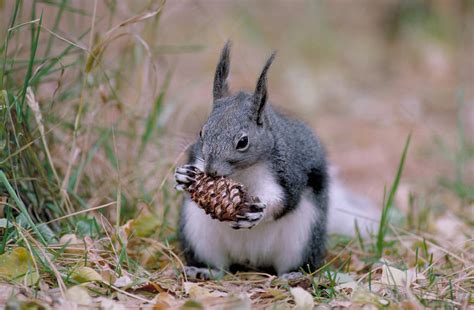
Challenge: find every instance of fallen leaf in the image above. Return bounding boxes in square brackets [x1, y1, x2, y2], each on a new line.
[101, 269, 117, 285]
[334, 281, 358, 295]
[183, 282, 228, 299]
[133, 281, 164, 293]
[184, 282, 212, 299]
[0, 247, 39, 286]
[265, 288, 287, 301]
[329, 300, 352, 308]
[114, 275, 133, 288]
[66, 286, 92, 306]
[380, 264, 406, 288]
[330, 271, 355, 284]
[97, 296, 126, 310]
[131, 214, 160, 237]
[290, 287, 314, 310]
[71, 266, 103, 283]
[287, 276, 312, 289]
[6, 295, 51, 310]
[120, 219, 134, 239]
[153, 302, 169, 310]
[59, 234, 85, 254]
[181, 300, 204, 309]
[399, 300, 422, 310]
[352, 286, 384, 306]
[406, 268, 426, 285]
[152, 292, 176, 309]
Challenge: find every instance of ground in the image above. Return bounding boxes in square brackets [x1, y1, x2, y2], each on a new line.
[0, 1, 472, 309]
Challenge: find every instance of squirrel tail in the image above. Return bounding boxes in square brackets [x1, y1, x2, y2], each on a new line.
[327, 167, 380, 237]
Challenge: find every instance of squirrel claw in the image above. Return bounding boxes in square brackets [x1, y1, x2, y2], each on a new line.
[174, 165, 199, 190]
[174, 184, 186, 191]
[230, 202, 267, 229]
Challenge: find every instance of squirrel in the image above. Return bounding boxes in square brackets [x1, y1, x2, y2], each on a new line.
[174, 41, 328, 277]
[174, 42, 377, 277]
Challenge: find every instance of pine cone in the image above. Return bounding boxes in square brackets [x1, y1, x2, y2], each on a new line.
[186, 170, 260, 222]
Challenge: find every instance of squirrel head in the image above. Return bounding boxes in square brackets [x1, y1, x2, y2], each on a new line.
[199, 41, 276, 177]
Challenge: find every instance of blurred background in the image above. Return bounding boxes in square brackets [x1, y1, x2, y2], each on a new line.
[0, 0, 472, 238]
[160, 0, 474, 204]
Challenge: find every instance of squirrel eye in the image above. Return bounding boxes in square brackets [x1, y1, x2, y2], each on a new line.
[236, 135, 249, 151]
[199, 130, 203, 139]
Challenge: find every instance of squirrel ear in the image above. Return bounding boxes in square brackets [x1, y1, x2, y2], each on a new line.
[253, 52, 276, 125]
[213, 41, 231, 101]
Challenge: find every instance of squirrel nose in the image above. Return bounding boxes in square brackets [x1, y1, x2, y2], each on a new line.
[205, 159, 229, 177]
[204, 154, 233, 177]
[204, 154, 221, 177]
[205, 162, 218, 177]
[206, 168, 218, 177]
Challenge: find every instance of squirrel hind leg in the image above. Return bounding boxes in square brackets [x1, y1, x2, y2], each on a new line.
[182, 266, 224, 280]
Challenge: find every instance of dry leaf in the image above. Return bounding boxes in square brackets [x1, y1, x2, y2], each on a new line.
[181, 300, 205, 309]
[97, 296, 126, 310]
[101, 269, 117, 285]
[66, 286, 92, 306]
[290, 287, 314, 310]
[329, 300, 352, 308]
[266, 288, 287, 301]
[153, 292, 177, 309]
[133, 281, 165, 293]
[380, 265, 406, 288]
[0, 247, 39, 286]
[120, 219, 134, 239]
[131, 213, 160, 237]
[335, 281, 358, 295]
[352, 286, 390, 307]
[184, 282, 212, 299]
[406, 268, 426, 285]
[114, 275, 133, 288]
[59, 234, 85, 254]
[71, 266, 103, 283]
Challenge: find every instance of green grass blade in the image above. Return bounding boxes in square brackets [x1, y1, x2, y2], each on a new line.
[19, 13, 43, 121]
[0, 0, 22, 89]
[43, 0, 67, 58]
[138, 70, 172, 157]
[375, 134, 411, 258]
[29, 28, 90, 86]
[68, 128, 114, 191]
[0, 170, 48, 245]
[37, 0, 91, 16]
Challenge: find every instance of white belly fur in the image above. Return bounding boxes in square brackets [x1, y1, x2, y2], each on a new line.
[182, 161, 321, 275]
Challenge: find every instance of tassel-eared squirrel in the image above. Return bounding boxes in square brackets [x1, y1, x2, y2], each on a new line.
[175, 42, 376, 277]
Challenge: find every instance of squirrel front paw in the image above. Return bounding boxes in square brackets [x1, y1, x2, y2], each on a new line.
[174, 165, 199, 191]
[230, 202, 267, 230]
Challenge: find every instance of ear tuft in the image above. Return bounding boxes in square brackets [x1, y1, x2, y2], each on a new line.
[213, 41, 232, 101]
[253, 51, 276, 125]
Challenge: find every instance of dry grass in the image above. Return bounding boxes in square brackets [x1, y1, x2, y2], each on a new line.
[0, 1, 473, 309]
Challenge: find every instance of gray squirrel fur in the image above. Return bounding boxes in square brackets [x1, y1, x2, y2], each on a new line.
[175, 41, 329, 275]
